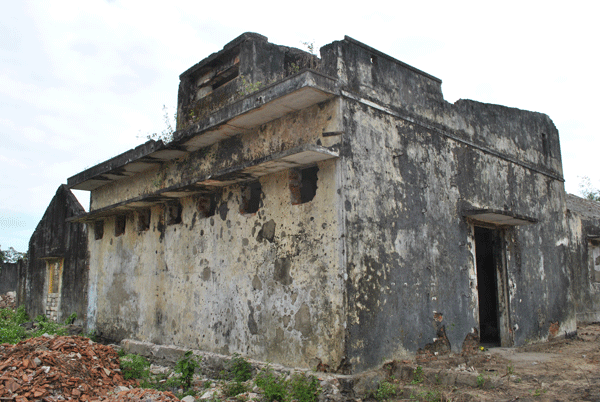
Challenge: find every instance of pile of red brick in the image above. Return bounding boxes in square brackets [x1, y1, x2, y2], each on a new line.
[0, 335, 179, 401]
[0, 292, 16, 309]
[104, 388, 180, 402]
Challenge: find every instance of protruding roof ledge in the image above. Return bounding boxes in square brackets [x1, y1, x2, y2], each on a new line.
[67, 144, 338, 223]
[464, 209, 538, 226]
[174, 69, 338, 151]
[67, 70, 338, 192]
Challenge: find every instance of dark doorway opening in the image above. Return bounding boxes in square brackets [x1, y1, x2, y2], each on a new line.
[475, 226, 501, 345]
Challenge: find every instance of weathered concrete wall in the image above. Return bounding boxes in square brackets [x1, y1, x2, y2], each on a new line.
[566, 194, 600, 323]
[327, 38, 573, 372]
[90, 99, 341, 211]
[0, 262, 19, 294]
[25, 185, 89, 324]
[87, 103, 346, 370]
[177, 32, 319, 131]
[78, 34, 578, 375]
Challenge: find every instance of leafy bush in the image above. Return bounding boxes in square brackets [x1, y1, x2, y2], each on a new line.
[0, 307, 84, 343]
[29, 314, 68, 338]
[375, 380, 396, 401]
[290, 373, 321, 402]
[174, 351, 201, 389]
[411, 366, 424, 384]
[255, 366, 289, 402]
[220, 353, 252, 397]
[120, 353, 151, 380]
[223, 353, 252, 382]
[224, 380, 247, 397]
[65, 312, 77, 325]
[0, 306, 29, 344]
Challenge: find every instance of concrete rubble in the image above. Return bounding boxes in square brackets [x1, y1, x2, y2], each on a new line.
[0, 292, 16, 310]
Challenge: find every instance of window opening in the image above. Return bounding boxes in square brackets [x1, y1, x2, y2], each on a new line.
[115, 215, 126, 236]
[196, 194, 217, 218]
[474, 226, 501, 346]
[94, 220, 104, 240]
[241, 181, 262, 214]
[138, 209, 151, 231]
[166, 202, 183, 225]
[290, 166, 319, 205]
[541, 133, 551, 157]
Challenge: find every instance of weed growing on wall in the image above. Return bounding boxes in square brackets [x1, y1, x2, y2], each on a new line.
[238, 76, 263, 96]
[138, 105, 176, 144]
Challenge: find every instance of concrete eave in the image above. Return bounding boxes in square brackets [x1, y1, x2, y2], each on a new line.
[67, 144, 339, 223]
[464, 209, 538, 226]
[67, 70, 339, 192]
[173, 69, 338, 152]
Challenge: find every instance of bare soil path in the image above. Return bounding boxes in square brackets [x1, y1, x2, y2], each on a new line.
[384, 323, 600, 401]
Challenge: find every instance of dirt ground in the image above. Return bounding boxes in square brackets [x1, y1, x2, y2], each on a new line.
[1, 320, 598, 401]
[386, 322, 600, 402]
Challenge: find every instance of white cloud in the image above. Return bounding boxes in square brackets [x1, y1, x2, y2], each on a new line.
[0, 0, 598, 250]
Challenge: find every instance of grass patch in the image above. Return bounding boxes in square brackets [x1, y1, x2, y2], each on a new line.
[255, 366, 289, 402]
[411, 366, 424, 384]
[120, 351, 200, 399]
[289, 372, 321, 402]
[0, 306, 28, 343]
[0, 306, 75, 344]
[120, 353, 151, 380]
[374, 380, 397, 400]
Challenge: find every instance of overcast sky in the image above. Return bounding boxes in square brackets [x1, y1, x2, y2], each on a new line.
[1, 1, 598, 252]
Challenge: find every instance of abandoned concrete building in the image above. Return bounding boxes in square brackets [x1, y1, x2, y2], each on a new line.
[18, 185, 89, 323]
[57, 33, 599, 373]
[566, 194, 600, 323]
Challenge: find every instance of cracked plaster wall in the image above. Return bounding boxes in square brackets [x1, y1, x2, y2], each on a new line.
[86, 100, 346, 369]
[331, 39, 574, 372]
[565, 195, 600, 322]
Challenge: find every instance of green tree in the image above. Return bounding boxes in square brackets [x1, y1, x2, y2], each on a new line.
[0, 246, 25, 263]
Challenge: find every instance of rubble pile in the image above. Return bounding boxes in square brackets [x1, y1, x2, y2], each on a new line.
[0, 335, 178, 401]
[103, 387, 180, 402]
[0, 292, 16, 309]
